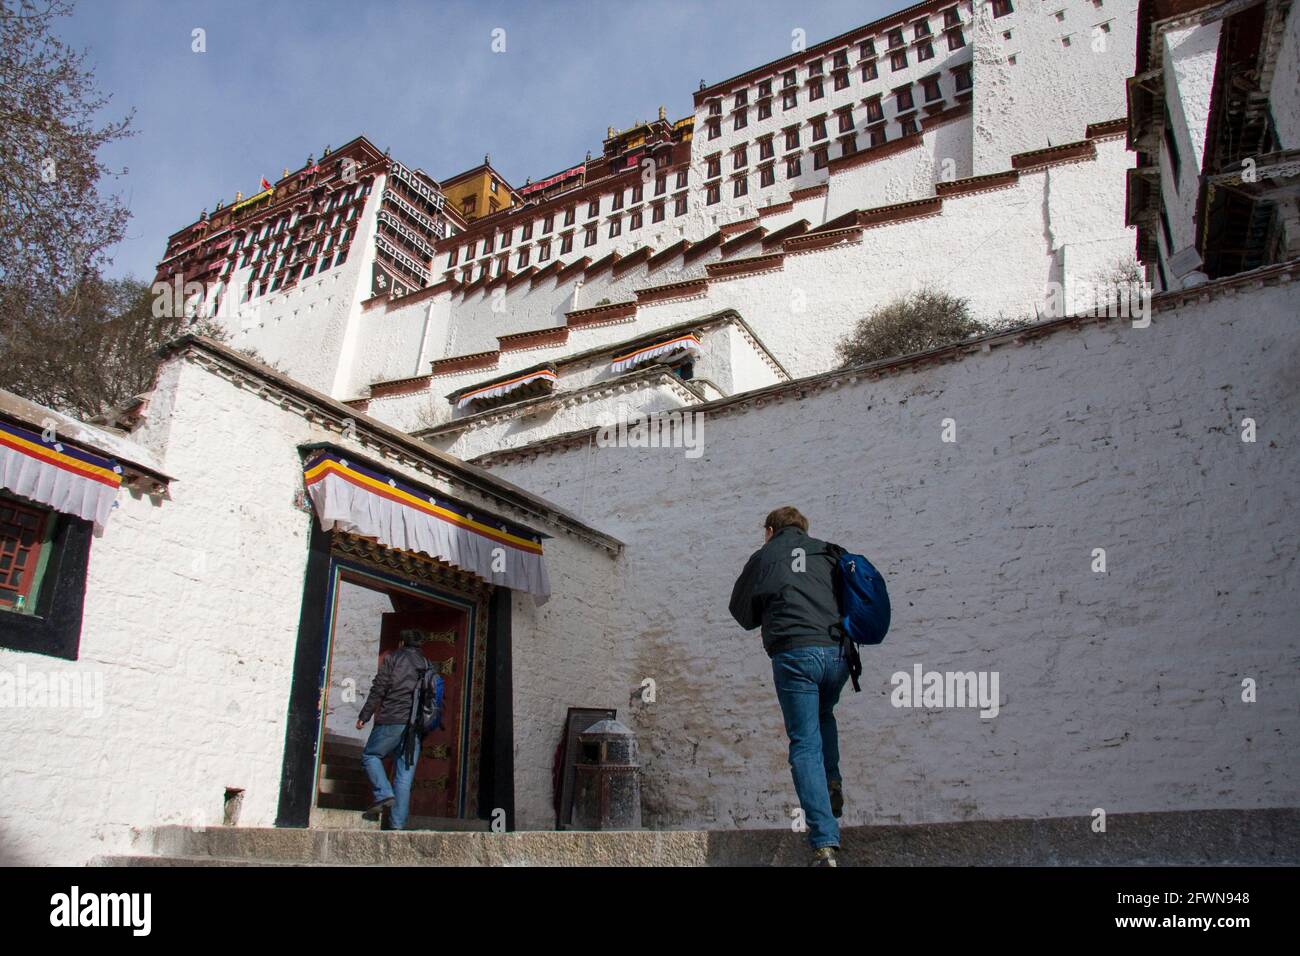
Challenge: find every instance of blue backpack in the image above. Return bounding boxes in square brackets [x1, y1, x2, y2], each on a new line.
[827, 543, 890, 691]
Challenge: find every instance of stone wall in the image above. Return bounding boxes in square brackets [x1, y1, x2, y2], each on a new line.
[482, 270, 1300, 832]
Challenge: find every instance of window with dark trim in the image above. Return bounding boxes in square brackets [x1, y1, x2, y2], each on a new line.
[521, 222, 533, 241]
[734, 146, 748, 169]
[758, 79, 772, 97]
[783, 90, 798, 110]
[707, 182, 721, 205]
[862, 58, 878, 81]
[0, 490, 93, 661]
[895, 85, 914, 111]
[839, 134, 858, 156]
[560, 232, 573, 254]
[898, 113, 919, 136]
[673, 195, 687, 216]
[733, 176, 748, 198]
[813, 147, 829, 170]
[759, 138, 775, 160]
[812, 118, 828, 141]
[859, 39, 875, 58]
[758, 99, 772, 120]
[834, 71, 850, 91]
[1163, 107, 1182, 192]
[785, 128, 801, 150]
[708, 118, 721, 139]
[954, 63, 973, 91]
[922, 76, 943, 102]
[760, 165, 776, 187]
[891, 50, 908, 71]
[917, 40, 934, 61]
[543, 214, 554, 234]
[943, 6, 960, 26]
[948, 28, 965, 50]
[868, 123, 887, 147]
[631, 184, 643, 203]
[786, 155, 802, 178]
[809, 79, 824, 101]
[915, 19, 931, 38]
[539, 241, 551, 261]
[833, 50, 849, 69]
[516, 247, 529, 268]
[734, 109, 748, 130]
[992, 0, 1013, 17]
[808, 58, 823, 76]
[587, 199, 600, 218]
[652, 202, 666, 223]
[608, 218, 621, 238]
[612, 189, 624, 211]
[584, 226, 597, 247]
[838, 109, 854, 133]
[866, 96, 884, 123]
[655, 175, 667, 196]
[888, 28, 905, 47]
[676, 170, 688, 189]
[783, 69, 797, 88]
[564, 206, 576, 226]
[734, 89, 748, 108]
[707, 156, 722, 178]
[630, 210, 643, 230]
[708, 99, 722, 116]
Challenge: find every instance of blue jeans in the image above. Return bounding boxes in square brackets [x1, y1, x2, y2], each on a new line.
[771, 644, 849, 850]
[360, 723, 420, 829]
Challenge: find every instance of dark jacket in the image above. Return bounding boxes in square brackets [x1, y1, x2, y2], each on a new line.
[359, 645, 426, 725]
[729, 526, 841, 657]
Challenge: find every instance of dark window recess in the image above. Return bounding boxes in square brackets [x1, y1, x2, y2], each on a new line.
[672, 361, 695, 381]
[0, 492, 93, 661]
[992, 0, 1013, 17]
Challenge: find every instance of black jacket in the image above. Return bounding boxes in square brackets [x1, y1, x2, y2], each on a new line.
[359, 645, 426, 725]
[729, 527, 841, 657]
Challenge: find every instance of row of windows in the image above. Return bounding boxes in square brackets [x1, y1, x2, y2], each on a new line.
[245, 244, 351, 299]
[452, 196, 691, 277]
[450, 170, 691, 265]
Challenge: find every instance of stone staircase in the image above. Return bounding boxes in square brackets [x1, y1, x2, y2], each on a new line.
[94, 807, 1299, 867]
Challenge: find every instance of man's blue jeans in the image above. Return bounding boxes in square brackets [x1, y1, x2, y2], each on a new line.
[771, 644, 849, 850]
[360, 723, 420, 830]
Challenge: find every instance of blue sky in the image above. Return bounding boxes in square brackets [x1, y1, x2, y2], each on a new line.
[57, 0, 898, 280]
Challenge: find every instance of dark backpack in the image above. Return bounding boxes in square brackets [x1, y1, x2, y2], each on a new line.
[827, 543, 891, 692]
[408, 662, 446, 737]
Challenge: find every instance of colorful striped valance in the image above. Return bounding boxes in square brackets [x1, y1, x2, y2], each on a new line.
[0, 420, 122, 532]
[455, 369, 557, 410]
[610, 333, 701, 374]
[303, 451, 550, 602]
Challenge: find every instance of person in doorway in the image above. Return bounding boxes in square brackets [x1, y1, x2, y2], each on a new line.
[356, 628, 428, 830]
[728, 506, 848, 867]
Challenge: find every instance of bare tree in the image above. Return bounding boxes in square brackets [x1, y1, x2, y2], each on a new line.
[835, 288, 989, 368]
[0, 0, 133, 297]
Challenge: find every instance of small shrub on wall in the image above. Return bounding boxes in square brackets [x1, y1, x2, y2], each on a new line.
[835, 288, 990, 368]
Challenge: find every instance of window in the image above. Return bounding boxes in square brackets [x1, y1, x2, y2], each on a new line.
[707, 183, 721, 205]
[991, 0, 1013, 17]
[448, 247, 459, 268]
[783, 90, 798, 110]
[943, 6, 960, 26]
[587, 199, 599, 218]
[483, 233, 494, 253]
[733, 176, 748, 198]
[859, 39, 876, 57]
[947, 28, 965, 50]
[868, 123, 887, 147]
[891, 50, 907, 71]
[708, 99, 722, 116]
[735, 109, 748, 130]
[758, 99, 772, 120]
[734, 146, 748, 169]
[914, 19, 932, 38]
[543, 214, 554, 233]
[954, 63, 973, 91]
[838, 110, 854, 133]
[808, 58, 823, 76]
[895, 85, 914, 111]
[655, 174, 667, 196]
[632, 184, 643, 203]
[759, 138, 775, 160]
[862, 58, 878, 81]
[335, 246, 349, 267]
[922, 75, 943, 102]
[539, 241, 551, 262]
[899, 113, 919, 136]
[812, 118, 828, 141]
[676, 170, 688, 189]
[833, 50, 849, 69]
[760, 165, 776, 187]
[522, 222, 533, 240]
[758, 79, 772, 97]
[917, 41, 933, 61]
[783, 69, 797, 88]
[785, 128, 801, 150]
[810, 79, 824, 101]
[708, 118, 721, 139]
[494, 255, 506, 276]
[840, 134, 858, 156]
[707, 156, 722, 178]
[786, 155, 802, 178]
[888, 28, 905, 47]
[584, 226, 597, 247]
[834, 71, 850, 91]
[813, 147, 829, 170]
[652, 202, 666, 223]
[612, 189, 624, 211]
[0, 491, 93, 660]
[490, 179, 499, 194]
[560, 233, 573, 254]
[500, 228, 511, 248]
[564, 206, 576, 226]
[301, 259, 316, 279]
[734, 90, 748, 108]
[465, 240, 476, 259]
[674, 195, 687, 216]
[630, 210, 643, 230]
[608, 218, 621, 238]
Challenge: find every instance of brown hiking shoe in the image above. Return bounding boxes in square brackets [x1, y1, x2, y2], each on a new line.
[811, 846, 840, 867]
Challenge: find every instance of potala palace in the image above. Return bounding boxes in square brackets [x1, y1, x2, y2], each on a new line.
[1, 0, 1297, 866]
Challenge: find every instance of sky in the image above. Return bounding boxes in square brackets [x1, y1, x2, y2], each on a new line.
[56, 0, 900, 280]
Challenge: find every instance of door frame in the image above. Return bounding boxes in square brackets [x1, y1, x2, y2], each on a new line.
[276, 524, 513, 827]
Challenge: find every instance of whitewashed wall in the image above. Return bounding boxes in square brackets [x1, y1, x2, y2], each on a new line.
[484, 276, 1300, 831]
[1274, 3, 1300, 148]
[0, 349, 619, 864]
[971, 0, 1138, 173]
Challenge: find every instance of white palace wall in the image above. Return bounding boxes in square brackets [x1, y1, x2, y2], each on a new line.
[482, 272, 1300, 832]
[0, 346, 621, 864]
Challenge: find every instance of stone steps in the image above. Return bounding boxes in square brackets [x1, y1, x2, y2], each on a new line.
[94, 807, 1300, 867]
